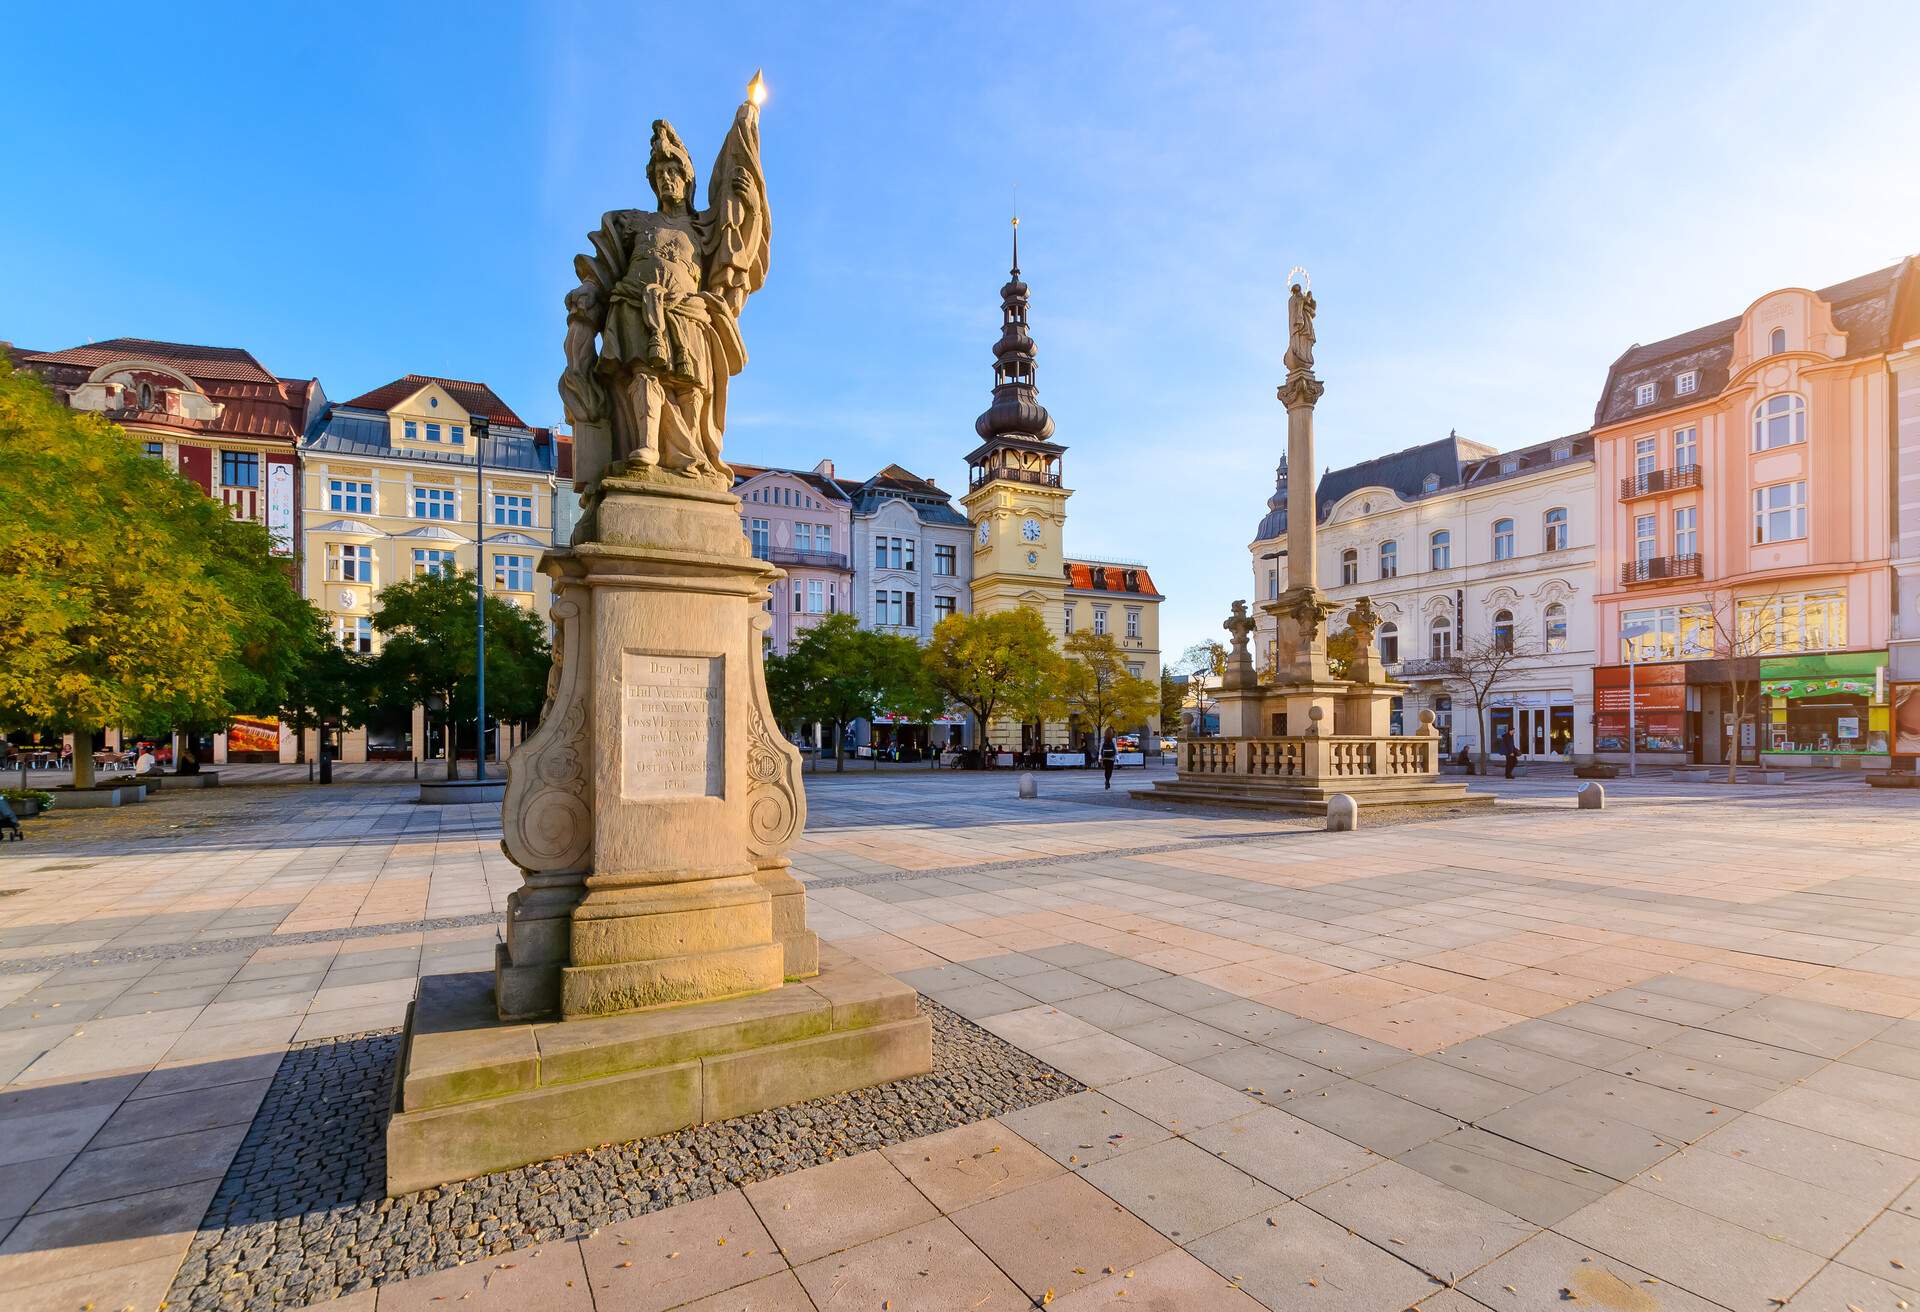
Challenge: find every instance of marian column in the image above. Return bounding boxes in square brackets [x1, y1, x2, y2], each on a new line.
[1268, 283, 1340, 689]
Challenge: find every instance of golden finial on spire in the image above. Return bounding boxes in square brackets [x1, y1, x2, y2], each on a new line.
[747, 69, 767, 106]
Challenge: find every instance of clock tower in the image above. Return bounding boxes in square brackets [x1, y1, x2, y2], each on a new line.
[961, 219, 1071, 637]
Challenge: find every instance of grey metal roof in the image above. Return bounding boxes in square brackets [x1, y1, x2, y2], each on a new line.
[1254, 433, 1496, 541]
[1592, 257, 1916, 428]
[304, 405, 557, 474]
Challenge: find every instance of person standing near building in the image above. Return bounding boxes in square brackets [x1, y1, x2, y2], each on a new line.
[1100, 730, 1118, 790]
[1498, 727, 1521, 779]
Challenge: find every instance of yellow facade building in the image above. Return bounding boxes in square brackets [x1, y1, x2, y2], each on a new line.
[960, 232, 1164, 756]
[300, 374, 562, 762]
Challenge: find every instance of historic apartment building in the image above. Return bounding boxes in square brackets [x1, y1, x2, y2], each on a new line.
[1591, 258, 1919, 769]
[300, 374, 561, 762]
[733, 459, 854, 655]
[960, 227, 1163, 756]
[1895, 319, 1920, 764]
[11, 337, 324, 761]
[1250, 431, 1598, 761]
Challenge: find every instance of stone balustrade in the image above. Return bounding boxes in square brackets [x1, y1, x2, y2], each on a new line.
[1182, 734, 1437, 781]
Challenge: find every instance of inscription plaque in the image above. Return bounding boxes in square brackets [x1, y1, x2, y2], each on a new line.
[621, 652, 724, 800]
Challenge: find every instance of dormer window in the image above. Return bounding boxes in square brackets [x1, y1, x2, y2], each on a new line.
[1635, 382, 1657, 407]
[1422, 473, 1440, 494]
[1675, 371, 1698, 396]
[1500, 458, 1518, 475]
[1769, 327, 1787, 355]
[1550, 441, 1573, 460]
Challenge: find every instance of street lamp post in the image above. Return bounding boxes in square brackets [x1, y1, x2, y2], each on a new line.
[471, 414, 490, 782]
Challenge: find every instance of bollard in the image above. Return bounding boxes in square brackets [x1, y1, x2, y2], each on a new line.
[1018, 771, 1038, 800]
[1326, 793, 1358, 831]
[1578, 782, 1605, 810]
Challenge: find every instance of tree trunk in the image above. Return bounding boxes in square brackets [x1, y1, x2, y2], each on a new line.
[1727, 695, 1742, 784]
[834, 722, 845, 773]
[1477, 704, 1489, 774]
[445, 714, 458, 780]
[71, 734, 96, 790]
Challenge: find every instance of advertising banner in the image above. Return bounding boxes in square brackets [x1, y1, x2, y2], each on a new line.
[228, 716, 281, 754]
[266, 461, 295, 556]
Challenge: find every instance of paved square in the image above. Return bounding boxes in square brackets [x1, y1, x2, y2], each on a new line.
[3, 764, 1920, 1309]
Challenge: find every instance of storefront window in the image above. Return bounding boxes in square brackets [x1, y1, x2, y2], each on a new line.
[1760, 653, 1888, 755]
[1621, 605, 1713, 662]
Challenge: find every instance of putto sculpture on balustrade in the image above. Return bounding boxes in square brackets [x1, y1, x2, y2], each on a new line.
[1139, 280, 1489, 814]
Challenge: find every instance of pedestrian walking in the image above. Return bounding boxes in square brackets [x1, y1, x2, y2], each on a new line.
[1100, 730, 1118, 790]
[1499, 728, 1521, 779]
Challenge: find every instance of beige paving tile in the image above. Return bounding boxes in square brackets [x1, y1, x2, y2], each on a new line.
[792, 1216, 1027, 1312]
[950, 1172, 1172, 1302]
[1047, 1244, 1267, 1309]
[745, 1150, 938, 1265]
[377, 1241, 592, 1311]
[581, 1189, 783, 1312]
[879, 1118, 1062, 1212]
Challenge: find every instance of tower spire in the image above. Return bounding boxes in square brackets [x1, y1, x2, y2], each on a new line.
[972, 217, 1053, 442]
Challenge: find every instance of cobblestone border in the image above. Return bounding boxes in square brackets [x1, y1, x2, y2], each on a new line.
[165, 997, 1080, 1312]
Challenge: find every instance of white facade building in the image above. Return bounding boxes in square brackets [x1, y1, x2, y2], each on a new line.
[1250, 431, 1599, 762]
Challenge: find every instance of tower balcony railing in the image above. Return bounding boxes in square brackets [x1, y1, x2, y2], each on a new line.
[1619, 465, 1702, 500]
[1394, 657, 1461, 678]
[1620, 553, 1703, 587]
[970, 466, 1061, 490]
[766, 547, 851, 571]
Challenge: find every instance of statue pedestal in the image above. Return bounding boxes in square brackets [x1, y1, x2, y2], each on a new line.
[388, 474, 930, 1195]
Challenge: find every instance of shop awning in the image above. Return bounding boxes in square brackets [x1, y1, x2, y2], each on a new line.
[1762, 676, 1875, 699]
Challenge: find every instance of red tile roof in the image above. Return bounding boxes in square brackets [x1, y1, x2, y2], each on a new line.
[343, 374, 527, 427]
[17, 338, 311, 443]
[1064, 559, 1161, 598]
[21, 337, 279, 383]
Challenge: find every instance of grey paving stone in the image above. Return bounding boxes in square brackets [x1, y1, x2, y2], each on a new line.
[1186, 998, 1314, 1044]
[1101, 1066, 1261, 1131]
[1397, 1129, 1608, 1226]
[1186, 1105, 1378, 1197]
[1284, 1078, 1461, 1157]
[1079, 1137, 1283, 1241]
[31, 1122, 250, 1211]
[1757, 1085, 1920, 1158]
[1634, 1145, 1886, 1258]
[1028, 944, 1115, 969]
[1782, 1262, 1917, 1311]
[1841, 1038, 1920, 1081]
[1188, 1202, 1440, 1311]
[1188, 1044, 1343, 1105]
[1434, 1036, 1589, 1092]
[1027, 1033, 1171, 1087]
[1603, 1048, 1784, 1110]
[1658, 1027, 1827, 1083]
[1302, 1159, 1537, 1283]
[1360, 1056, 1533, 1121]
[1122, 975, 1241, 1015]
[0, 1154, 70, 1223]
[1697, 1111, 1920, 1204]
[1071, 957, 1170, 988]
[1556, 1185, 1826, 1312]
[1707, 995, 1893, 1058]
[1801, 1059, 1920, 1113]
[1267, 1022, 1414, 1075]
[1835, 1210, 1920, 1291]
[1477, 1092, 1677, 1180]
[1007, 967, 1108, 1004]
[1459, 1228, 1731, 1312]
[1591, 985, 1738, 1027]
[898, 963, 994, 994]
[1493, 1017, 1643, 1067]
[1633, 973, 1767, 1011]
[1541, 1071, 1730, 1143]
[1112, 1014, 1248, 1065]
[934, 981, 1039, 1020]
[1551, 1000, 1687, 1046]
[999, 1090, 1172, 1169]
[1053, 988, 1177, 1031]
[965, 952, 1055, 982]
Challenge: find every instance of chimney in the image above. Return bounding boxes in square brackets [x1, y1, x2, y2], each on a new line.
[813, 457, 835, 479]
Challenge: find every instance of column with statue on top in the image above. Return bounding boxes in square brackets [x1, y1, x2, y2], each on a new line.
[1140, 277, 1487, 814]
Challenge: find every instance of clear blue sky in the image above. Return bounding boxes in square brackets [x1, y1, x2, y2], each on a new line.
[5, 2, 1916, 654]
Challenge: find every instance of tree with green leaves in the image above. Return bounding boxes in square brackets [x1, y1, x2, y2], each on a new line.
[279, 612, 374, 772]
[367, 568, 551, 778]
[1159, 669, 1184, 736]
[765, 612, 928, 772]
[923, 609, 1066, 757]
[0, 364, 320, 787]
[1177, 639, 1227, 678]
[1060, 631, 1159, 744]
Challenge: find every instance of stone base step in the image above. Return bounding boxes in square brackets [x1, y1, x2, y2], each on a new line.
[386, 947, 930, 1196]
[1132, 778, 1494, 813]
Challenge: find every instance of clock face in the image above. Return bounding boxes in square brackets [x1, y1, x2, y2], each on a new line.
[977, 521, 990, 545]
[1022, 518, 1042, 543]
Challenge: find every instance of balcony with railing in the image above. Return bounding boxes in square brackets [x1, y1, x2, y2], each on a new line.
[969, 465, 1062, 490]
[1620, 465, 1702, 500]
[767, 546, 851, 572]
[1620, 553, 1703, 587]
[1393, 657, 1461, 679]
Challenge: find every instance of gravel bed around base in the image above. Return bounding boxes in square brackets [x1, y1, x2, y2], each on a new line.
[165, 997, 1081, 1312]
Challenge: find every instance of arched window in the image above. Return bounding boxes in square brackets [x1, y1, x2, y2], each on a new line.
[1378, 540, 1398, 579]
[1769, 327, 1786, 355]
[1544, 602, 1568, 653]
[1753, 394, 1805, 451]
[1492, 608, 1515, 652]
[1430, 530, 1451, 571]
[1378, 622, 1399, 665]
[1429, 614, 1453, 660]
[1340, 548, 1359, 586]
[1543, 507, 1568, 551]
[1492, 518, 1515, 561]
[138, 383, 153, 409]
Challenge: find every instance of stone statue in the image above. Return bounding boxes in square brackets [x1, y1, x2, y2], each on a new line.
[562, 77, 771, 492]
[1284, 282, 1316, 375]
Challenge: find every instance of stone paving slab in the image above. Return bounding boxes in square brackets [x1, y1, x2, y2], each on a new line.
[6, 772, 1920, 1308]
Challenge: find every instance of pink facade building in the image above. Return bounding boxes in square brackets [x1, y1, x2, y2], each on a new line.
[733, 459, 854, 654]
[1592, 258, 1919, 768]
